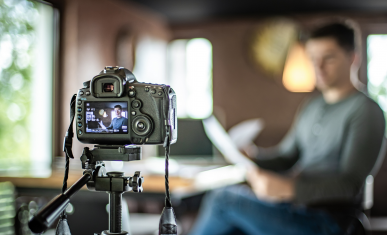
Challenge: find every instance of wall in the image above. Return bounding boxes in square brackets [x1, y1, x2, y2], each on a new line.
[172, 19, 311, 147]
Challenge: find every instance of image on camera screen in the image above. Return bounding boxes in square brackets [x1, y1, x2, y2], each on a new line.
[85, 102, 128, 134]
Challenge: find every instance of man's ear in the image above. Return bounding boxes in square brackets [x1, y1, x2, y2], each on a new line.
[350, 51, 366, 91]
[351, 52, 361, 68]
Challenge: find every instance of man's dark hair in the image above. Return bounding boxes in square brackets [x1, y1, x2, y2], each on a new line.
[114, 105, 122, 110]
[309, 22, 355, 52]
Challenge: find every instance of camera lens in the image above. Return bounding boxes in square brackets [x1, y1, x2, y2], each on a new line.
[132, 116, 153, 136]
[103, 83, 114, 92]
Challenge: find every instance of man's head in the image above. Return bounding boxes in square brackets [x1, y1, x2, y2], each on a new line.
[306, 22, 357, 91]
[114, 105, 122, 118]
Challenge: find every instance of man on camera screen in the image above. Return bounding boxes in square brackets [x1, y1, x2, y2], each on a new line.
[99, 105, 128, 131]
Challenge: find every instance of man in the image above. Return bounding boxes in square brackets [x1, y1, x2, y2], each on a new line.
[99, 105, 128, 131]
[189, 22, 385, 235]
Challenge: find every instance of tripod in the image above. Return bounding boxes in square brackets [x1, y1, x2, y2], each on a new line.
[84, 145, 144, 235]
[29, 145, 144, 235]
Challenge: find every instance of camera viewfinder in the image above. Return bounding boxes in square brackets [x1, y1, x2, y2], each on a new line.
[103, 83, 114, 92]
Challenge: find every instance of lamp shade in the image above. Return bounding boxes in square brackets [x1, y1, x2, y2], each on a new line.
[282, 42, 315, 92]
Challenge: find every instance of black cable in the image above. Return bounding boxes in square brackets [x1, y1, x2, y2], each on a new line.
[164, 134, 172, 207]
[62, 152, 70, 194]
[160, 130, 177, 235]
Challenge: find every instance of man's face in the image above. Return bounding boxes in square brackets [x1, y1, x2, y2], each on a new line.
[114, 108, 122, 118]
[305, 37, 354, 91]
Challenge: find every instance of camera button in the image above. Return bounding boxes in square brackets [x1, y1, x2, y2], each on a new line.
[132, 100, 141, 109]
[77, 114, 82, 120]
[77, 122, 82, 128]
[128, 90, 136, 98]
[131, 111, 136, 116]
[79, 91, 84, 95]
[145, 87, 150, 92]
[78, 130, 83, 135]
[77, 107, 82, 112]
[150, 89, 156, 94]
[86, 91, 91, 96]
[77, 100, 82, 105]
[157, 91, 163, 96]
[137, 122, 145, 130]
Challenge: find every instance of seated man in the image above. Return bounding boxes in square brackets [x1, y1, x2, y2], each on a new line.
[99, 105, 128, 131]
[189, 22, 385, 235]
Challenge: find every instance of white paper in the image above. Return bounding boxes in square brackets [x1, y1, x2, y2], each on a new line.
[203, 115, 256, 169]
[228, 118, 264, 149]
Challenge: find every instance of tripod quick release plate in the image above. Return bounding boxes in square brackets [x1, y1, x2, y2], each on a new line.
[81, 145, 141, 169]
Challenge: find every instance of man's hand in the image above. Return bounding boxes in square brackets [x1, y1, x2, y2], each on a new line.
[246, 167, 295, 202]
[240, 144, 259, 159]
[99, 121, 107, 130]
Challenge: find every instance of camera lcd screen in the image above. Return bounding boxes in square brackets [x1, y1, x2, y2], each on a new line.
[85, 102, 128, 134]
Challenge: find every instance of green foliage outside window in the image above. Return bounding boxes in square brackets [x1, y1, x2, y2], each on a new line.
[0, 0, 39, 173]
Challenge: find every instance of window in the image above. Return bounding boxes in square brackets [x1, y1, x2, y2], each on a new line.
[133, 36, 168, 84]
[0, 0, 56, 177]
[167, 38, 213, 119]
[367, 35, 387, 133]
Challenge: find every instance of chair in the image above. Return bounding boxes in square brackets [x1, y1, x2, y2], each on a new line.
[345, 138, 387, 235]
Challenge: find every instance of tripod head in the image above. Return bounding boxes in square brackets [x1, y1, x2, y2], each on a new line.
[80, 145, 143, 193]
[29, 145, 145, 235]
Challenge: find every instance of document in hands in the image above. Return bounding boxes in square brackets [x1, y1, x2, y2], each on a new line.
[202, 115, 264, 169]
[177, 115, 264, 192]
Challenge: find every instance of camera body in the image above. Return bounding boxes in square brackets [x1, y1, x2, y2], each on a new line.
[76, 66, 177, 145]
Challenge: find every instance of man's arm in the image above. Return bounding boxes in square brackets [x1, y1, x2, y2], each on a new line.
[294, 100, 385, 205]
[250, 97, 312, 172]
[253, 127, 300, 172]
[99, 118, 115, 130]
[104, 119, 114, 129]
[123, 118, 128, 128]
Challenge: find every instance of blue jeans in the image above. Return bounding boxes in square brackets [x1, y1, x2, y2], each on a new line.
[188, 185, 344, 235]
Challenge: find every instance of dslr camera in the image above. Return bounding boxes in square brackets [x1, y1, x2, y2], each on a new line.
[76, 66, 177, 145]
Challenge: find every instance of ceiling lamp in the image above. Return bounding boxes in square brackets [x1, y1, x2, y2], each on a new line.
[282, 42, 316, 92]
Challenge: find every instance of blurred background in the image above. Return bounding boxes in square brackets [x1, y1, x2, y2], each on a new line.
[1, 0, 387, 234]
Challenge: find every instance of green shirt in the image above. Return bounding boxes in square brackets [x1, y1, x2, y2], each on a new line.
[255, 91, 385, 205]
